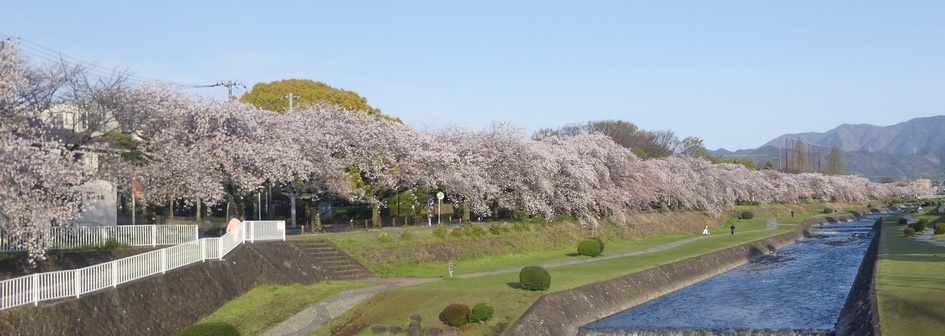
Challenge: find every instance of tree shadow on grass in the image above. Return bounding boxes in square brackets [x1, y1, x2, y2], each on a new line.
[178, 322, 241, 336]
[506, 282, 523, 289]
[565, 252, 580, 257]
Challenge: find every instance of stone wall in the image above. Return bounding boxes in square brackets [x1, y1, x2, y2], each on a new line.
[0, 242, 332, 336]
[834, 217, 882, 336]
[505, 215, 861, 336]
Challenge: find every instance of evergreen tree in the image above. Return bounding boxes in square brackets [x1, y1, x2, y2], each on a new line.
[788, 138, 809, 173]
[820, 145, 846, 175]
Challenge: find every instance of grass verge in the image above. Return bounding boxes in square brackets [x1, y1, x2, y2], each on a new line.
[876, 213, 945, 336]
[179, 281, 378, 336]
[315, 225, 795, 335]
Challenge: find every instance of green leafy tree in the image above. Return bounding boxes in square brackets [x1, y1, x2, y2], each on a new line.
[531, 128, 558, 141]
[240, 79, 401, 122]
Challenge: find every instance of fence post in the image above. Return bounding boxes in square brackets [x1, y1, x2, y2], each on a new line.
[112, 260, 118, 288]
[161, 249, 167, 274]
[75, 271, 82, 298]
[250, 222, 255, 243]
[218, 237, 223, 260]
[32, 273, 39, 306]
[200, 239, 206, 262]
[151, 225, 157, 247]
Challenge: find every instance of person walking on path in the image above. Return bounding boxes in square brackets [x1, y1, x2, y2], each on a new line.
[730, 224, 736, 235]
[702, 225, 709, 235]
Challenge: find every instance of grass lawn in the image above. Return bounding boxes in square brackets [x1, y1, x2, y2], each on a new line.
[876, 215, 945, 336]
[314, 215, 809, 279]
[179, 281, 379, 336]
[178, 205, 864, 335]
[313, 225, 795, 335]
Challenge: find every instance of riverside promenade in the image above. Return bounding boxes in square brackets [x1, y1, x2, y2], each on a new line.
[262, 226, 779, 336]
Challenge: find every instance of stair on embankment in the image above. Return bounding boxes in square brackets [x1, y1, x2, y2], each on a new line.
[290, 240, 373, 280]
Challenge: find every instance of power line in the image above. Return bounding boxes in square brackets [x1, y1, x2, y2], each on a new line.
[0, 34, 218, 89]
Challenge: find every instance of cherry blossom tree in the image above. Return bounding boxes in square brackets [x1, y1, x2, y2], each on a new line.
[0, 39, 96, 262]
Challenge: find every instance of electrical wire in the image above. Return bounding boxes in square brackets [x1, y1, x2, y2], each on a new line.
[0, 33, 220, 89]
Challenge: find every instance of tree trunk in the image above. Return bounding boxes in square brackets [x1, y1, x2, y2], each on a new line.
[372, 204, 382, 229]
[462, 201, 471, 222]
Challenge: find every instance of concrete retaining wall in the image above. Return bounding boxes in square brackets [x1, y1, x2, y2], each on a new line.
[834, 217, 882, 336]
[505, 215, 861, 336]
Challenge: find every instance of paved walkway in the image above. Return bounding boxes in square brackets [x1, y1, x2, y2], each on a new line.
[915, 229, 945, 248]
[263, 226, 779, 336]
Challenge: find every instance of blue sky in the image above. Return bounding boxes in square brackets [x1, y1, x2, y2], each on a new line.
[4, 1, 944, 150]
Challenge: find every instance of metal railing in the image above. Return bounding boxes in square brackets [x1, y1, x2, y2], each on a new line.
[0, 225, 198, 252]
[0, 221, 284, 311]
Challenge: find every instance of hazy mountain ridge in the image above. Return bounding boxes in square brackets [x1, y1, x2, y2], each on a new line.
[762, 116, 945, 154]
[709, 116, 945, 181]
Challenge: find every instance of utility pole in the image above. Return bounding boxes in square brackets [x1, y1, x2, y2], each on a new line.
[217, 80, 245, 100]
[282, 93, 301, 112]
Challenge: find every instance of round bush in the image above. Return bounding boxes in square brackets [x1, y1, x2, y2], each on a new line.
[577, 239, 603, 257]
[590, 237, 605, 253]
[469, 303, 494, 323]
[519, 266, 551, 291]
[904, 227, 916, 237]
[898, 218, 909, 225]
[741, 211, 754, 220]
[935, 223, 945, 235]
[912, 220, 927, 233]
[439, 303, 470, 327]
[823, 208, 834, 214]
[433, 224, 448, 239]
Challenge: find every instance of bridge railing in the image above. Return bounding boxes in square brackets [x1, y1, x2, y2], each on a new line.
[0, 221, 284, 311]
[0, 225, 198, 252]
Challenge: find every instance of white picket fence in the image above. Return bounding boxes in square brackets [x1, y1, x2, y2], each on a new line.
[0, 225, 198, 252]
[0, 220, 285, 311]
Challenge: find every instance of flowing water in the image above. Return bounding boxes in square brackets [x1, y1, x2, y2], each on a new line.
[580, 218, 877, 335]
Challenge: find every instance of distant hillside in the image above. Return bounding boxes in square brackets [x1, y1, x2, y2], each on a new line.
[761, 116, 945, 155]
[708, 116, 945, 182]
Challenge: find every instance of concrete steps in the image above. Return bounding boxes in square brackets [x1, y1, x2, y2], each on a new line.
[290, 240, 373, 280]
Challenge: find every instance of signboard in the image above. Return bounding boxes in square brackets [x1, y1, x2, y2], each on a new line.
[73, 179, 117, 226]
[427, 197, 434, 206]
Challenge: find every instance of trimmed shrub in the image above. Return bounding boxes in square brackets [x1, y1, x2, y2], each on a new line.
[489, 223, 510, 235]
[904, 227, 916, 237]
[577, 239, 603, 257]
[450, 227, 464, 238]
[912, 220, 927, 233]
[399, 231, 412, 242]
[898, 218, 908, 225]
[439, 303, 470, 327]
[376, 233, 392, 243]
[519, 266, 551, 291]
[433, 224, 448, 239]
[469, 303, 495, 323]
[465, 225, 488, 238]
[741, 211, 754, 220]
[935, 223, 945, 235]
[823, 208, 834, 214]
[590, 237, 605, 253]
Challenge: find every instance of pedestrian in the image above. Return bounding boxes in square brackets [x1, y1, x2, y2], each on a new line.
[702, 225, 709, 235]
[226, 216, 242, 233]
[730, 223, 736, 235]
[791, 210, 794, 218]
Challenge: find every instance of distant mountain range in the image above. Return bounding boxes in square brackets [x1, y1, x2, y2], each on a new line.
[708, 116, 945, 182]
